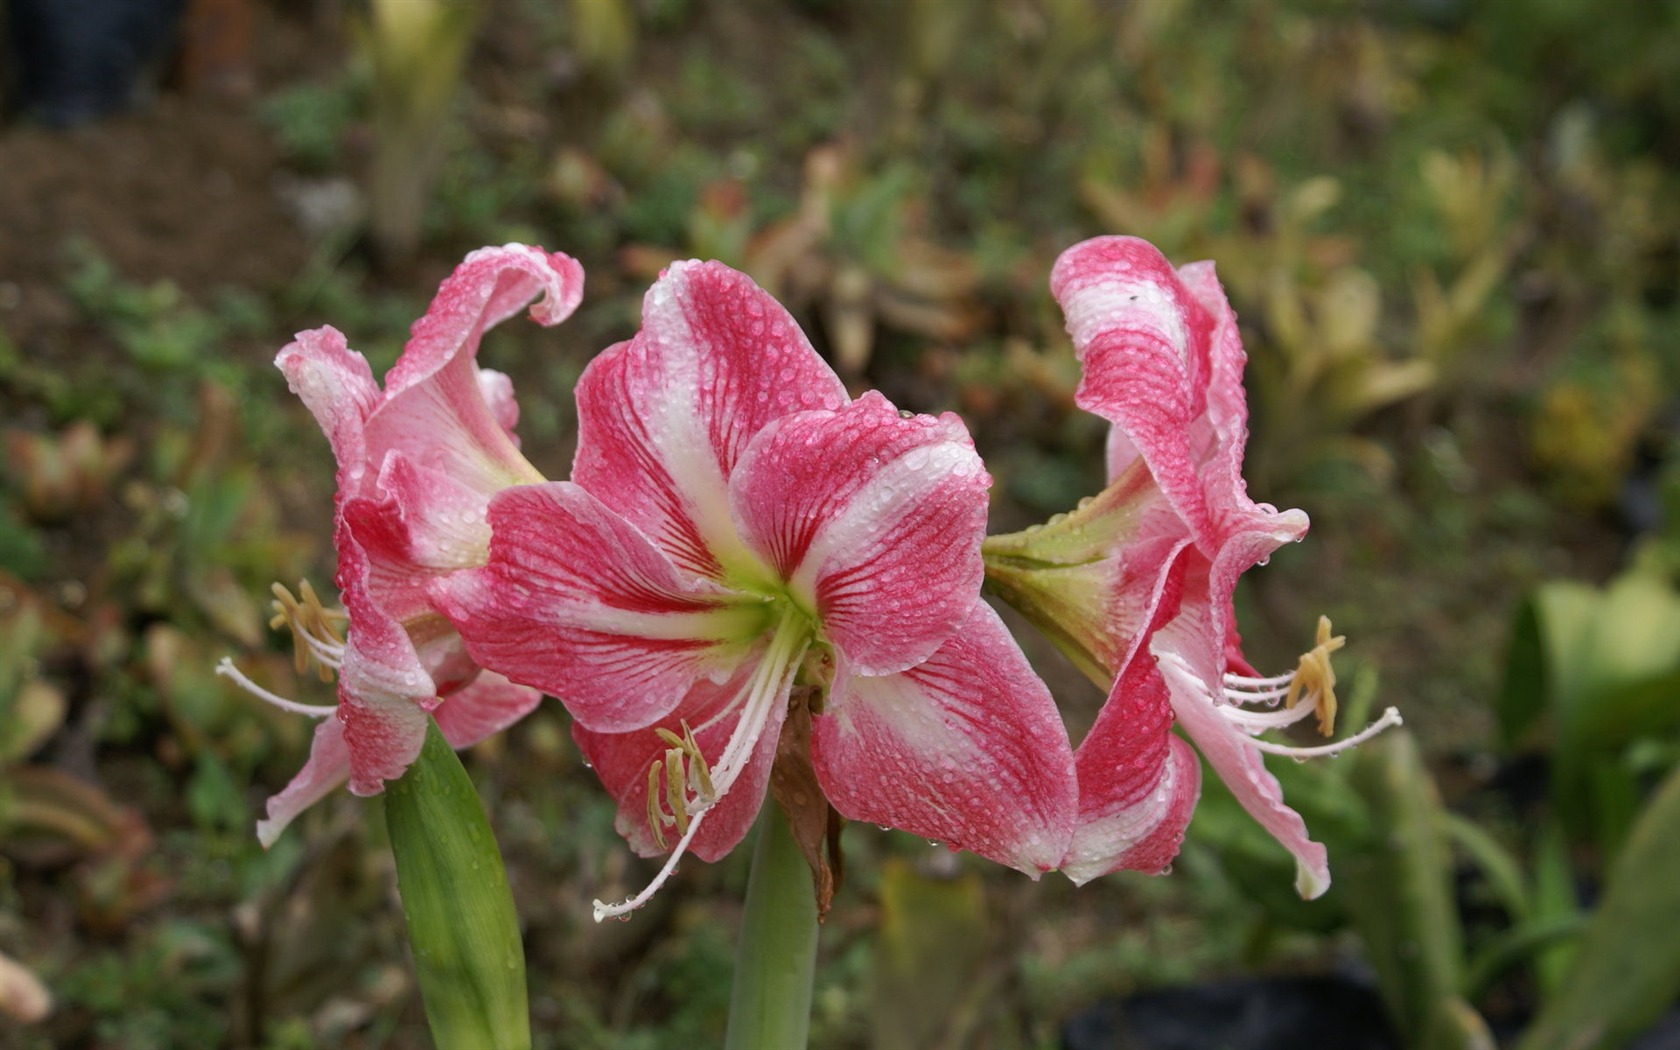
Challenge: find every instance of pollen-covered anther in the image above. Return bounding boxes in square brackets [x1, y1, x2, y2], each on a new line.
[1216, 615, 1401, 759]
[1283, 615, 1346, 737]
[270, 580, 348, 681]
[645, 721, 714, 851]
[214, 579, 347, 720]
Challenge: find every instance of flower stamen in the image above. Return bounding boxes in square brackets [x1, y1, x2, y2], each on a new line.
[645, 721, 713, 851]
[214, 658, 339, 718]
[1215, 616, 1399, 759]
[594, 612, 809, 922]
[215, 579, 349, 720]
[270, 580, 348, 681]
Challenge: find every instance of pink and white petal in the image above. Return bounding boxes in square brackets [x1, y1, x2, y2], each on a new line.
[256, 715, 351, 848]
[434, 672, 544, 748]
[384, 245, 585, 399]
[364, 355, 544, 502]
[731, 392, 990, 676]
[1053, 236, 1220, 547]
[1061, 652, 1201, 884]
[1155, 624, 1330, 899]
[571, 658, 788, 863]
[571, 261, 848, 577]
[477, 368, 522, 443]
[334, 529, 439, 795]
[433, 482, 763, 734]
[813, 602, 1077, 876]
[276, 325, 382, 500]
[372, 453, 496, 571]
[336, 640, 432, 797]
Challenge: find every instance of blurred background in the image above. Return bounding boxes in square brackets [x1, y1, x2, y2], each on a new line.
[1, 0, 1678, 1047]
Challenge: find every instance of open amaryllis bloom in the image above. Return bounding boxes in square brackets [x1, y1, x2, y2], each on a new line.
[437, 260, 1077, 919]
[218, 244, 585, 845]
[985, 236, 1399, 897]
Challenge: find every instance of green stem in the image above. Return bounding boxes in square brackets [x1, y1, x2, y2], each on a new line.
[385, 718, 530, 1050]
[724, 801, 819, 1050]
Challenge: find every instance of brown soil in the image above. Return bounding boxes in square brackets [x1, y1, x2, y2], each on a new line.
[0, 3, 329, 365]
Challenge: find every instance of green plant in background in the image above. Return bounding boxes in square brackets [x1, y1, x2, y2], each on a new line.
[360, 0, 484, 264]
[1190, 613, 1680, 1050]
[624, 143, 985, 384]
[1499, 552, 1680, 859]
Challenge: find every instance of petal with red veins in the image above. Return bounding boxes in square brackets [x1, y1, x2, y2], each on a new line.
[276, 325, 382, 500]
[333, 531, 437, 795]
[256, 716, 351, 848]
[1061, 648, 1202, 884]
[571, 657, 788, 862]
[571, 261, 848, 578]
[813, 602, 1076, 876]
[434, 482, 766, 734]
[731, 392, 990, 675]
[1053, 236, 1221, 546]
[434, 672, 544, 748]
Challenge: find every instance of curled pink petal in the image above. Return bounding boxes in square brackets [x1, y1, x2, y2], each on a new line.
[384, 244, 585, 399]
[1053, 236, 1225, 549]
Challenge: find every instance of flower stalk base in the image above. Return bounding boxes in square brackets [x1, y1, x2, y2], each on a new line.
[724, 801, 820, 1050]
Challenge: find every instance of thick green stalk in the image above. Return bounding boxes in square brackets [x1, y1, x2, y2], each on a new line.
[385, 719, 530, 1050]
[724, 803, 820, 1050]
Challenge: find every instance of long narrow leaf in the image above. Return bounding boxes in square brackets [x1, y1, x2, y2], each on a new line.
[1520, 766, 1680, 1050]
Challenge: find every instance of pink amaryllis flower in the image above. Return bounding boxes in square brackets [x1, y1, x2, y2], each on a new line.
[218, 244, 585, 846]
[985, 236, 1399, 897]
[436, 260, 1077, 919]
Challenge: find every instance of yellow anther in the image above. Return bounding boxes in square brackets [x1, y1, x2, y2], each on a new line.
[645, 721, 715, 849]
[270, 580, 348, 682]
[1284, 615, 1346, 737]
[664, 749, 690, 835]
[646, 762, 671, 851]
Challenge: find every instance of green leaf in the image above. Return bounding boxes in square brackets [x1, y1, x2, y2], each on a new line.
[1529, 822, 1579, 996]
[1340, 730, 1491, 1050]
[1499, 573, 1680, 847]
[1442, 811, 1531, 924]
[385, 719, 529, 1050]
[1520, 766, 1680, 1050]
